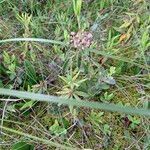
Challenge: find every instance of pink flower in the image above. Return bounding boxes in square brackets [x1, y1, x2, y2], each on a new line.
[70, 31, 93, 49]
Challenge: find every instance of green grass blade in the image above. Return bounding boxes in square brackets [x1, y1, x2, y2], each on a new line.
[88, 49, 150, 70]
[0, 88, 150, 116]
[0, 0, 5, 4]
[0, 125, 75, 150]
[0, 38, 66, 45]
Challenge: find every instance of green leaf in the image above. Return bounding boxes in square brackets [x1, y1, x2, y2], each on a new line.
[12, 141, 34, 150]
[0, 80, 3, 87]
[0, 88, 150, 116]
[101, 77, 116, 85]
[0, 38, 66, 46]
[103, 124, 111, 135]
[62, 59, 70, 72]
[20, 100, 34, 110]
[89, 111, 104, 125]
[3, 51, 11, 64]
[75, 91, 89, 97]
[24, 60, 37, 84]
[49, 120, 67, 136]
[76, 0, 82, 16]
[109, 66, 116, 76]
[101, 83, 110, 90]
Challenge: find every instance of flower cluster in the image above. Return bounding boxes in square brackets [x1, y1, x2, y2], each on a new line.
[70, 31, 93, 50]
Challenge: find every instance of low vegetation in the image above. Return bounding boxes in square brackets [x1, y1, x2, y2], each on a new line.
[0, 0, 150, 149]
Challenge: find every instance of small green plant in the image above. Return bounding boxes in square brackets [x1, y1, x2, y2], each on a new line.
[100, 66, 116, 85]
[19, 100, 35, 111]
[100, 92, 114, 102]
[108, 66, 116, 76]
[49, 119, 67, 136]
[127, 115, 141, 129]
[103, 124, 111, 136]
[57, 70, 87, 99]
[16, 13, 33, 57]
[3, 51, 17, 80]
[88, 111, 111, 135]
[88, 110, 104, 127]
[16, 13, 32, 38]
[57, 69, 87, 119]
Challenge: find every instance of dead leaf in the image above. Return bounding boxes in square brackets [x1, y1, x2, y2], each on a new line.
[119, 34, 127, 43]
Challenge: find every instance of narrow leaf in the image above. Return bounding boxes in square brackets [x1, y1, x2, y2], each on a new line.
[0, 88, 150, 116]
